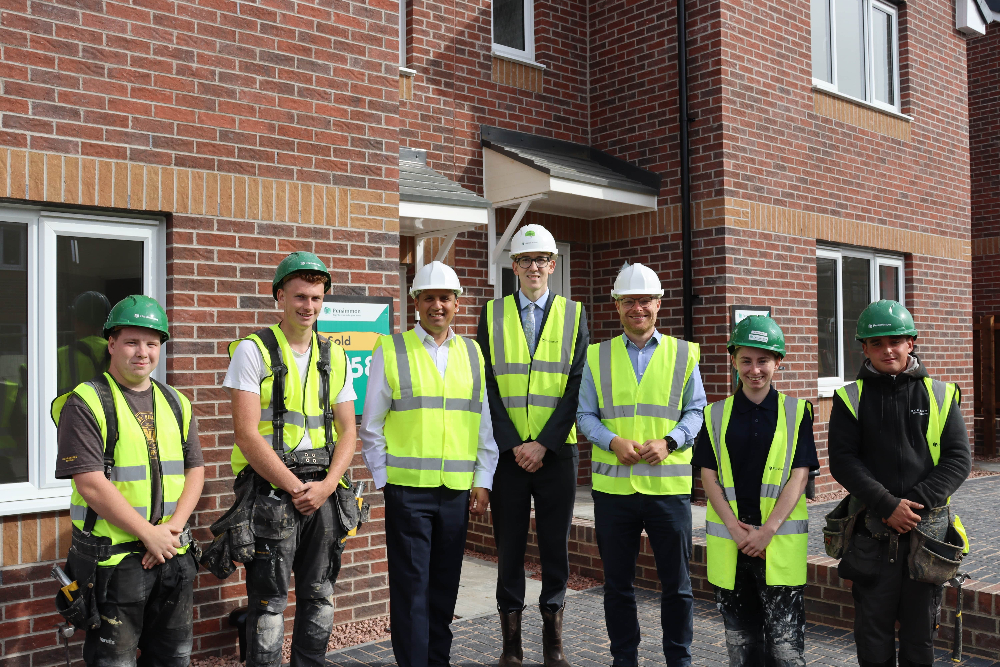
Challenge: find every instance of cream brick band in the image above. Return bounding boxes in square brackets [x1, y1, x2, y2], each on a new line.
[0, 148, 399, 232]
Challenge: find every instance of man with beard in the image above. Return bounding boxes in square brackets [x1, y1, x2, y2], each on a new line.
[576, 262, 706, 667]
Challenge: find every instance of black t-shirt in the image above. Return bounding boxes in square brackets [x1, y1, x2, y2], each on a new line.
[692, 387, 818, 526]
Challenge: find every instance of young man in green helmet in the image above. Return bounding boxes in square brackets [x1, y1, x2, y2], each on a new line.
[829, 300, 971, 667]
[694, 315, 817, 667]
[223, 251, 357, 667]
[53, 295, 205, 666]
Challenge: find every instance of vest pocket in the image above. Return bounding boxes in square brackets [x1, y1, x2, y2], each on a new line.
[838, 533, 882, 586]
[252, 492, 296, 541]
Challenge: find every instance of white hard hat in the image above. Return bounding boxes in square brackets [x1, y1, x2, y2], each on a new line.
[509, 224, 558, 258]
[410, 261, 463, 298]
[611, 262, 664, 298]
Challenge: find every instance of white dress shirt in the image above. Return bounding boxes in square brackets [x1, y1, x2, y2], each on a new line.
[360, 323, 499, 490]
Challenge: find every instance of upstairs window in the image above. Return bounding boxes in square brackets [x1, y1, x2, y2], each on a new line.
[812, 0, 900, 112]
[493, 0, 534, 62]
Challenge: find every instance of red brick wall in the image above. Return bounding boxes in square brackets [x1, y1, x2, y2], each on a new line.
[969, 25, 1000, 317]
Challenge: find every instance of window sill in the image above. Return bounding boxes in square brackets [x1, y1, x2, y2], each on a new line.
[399, 67, 417, 78]
[491, 50, 545, 70]
[0, 486, 71, 517]
[812, 84, 911, 122]
[818, 380, 852, 398]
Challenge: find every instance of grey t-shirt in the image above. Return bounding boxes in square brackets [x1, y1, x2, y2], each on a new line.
[55, 384, 203, 525]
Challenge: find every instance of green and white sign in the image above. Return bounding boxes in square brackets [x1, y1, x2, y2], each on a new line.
[318, 296, 393, 415]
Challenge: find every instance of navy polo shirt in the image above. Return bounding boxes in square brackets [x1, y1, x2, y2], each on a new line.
[692, 387, 818, 526]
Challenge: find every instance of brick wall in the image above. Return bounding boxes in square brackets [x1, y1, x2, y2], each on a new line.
[969, 25, 1000, 319]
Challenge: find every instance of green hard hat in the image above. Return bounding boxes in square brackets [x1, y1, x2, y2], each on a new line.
[103, 295, 170, 341]
[855, 300, 917, 341]
[272, 251, 331, 299]
[728, 315, 786, 357]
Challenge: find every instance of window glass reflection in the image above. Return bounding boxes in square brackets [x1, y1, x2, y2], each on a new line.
[812, 0, 832, 82]
[835, 0, 866, 99]
[817, 258, 839, 378]
[879, 264, 899, 302]
[0, 223, 28, 484]
[871, 7, 894, 105]
[494, 0, 525, 50]
[842, 256, 871, 379]
[56, 237, 143, 397]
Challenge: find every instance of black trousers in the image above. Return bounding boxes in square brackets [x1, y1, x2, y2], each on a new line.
[847, 533, 943, 665]
[245, 490, 345, 667]
[384, 483, 470, 667]
[593, 491, 693, 667]
[490, 444, 578, 613]
[714, 553, 806, 667]
[84, 551, 197, 667]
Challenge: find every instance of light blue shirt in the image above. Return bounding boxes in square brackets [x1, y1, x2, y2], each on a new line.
[517, 289, 549, 356]
[576, 330, 706, 451]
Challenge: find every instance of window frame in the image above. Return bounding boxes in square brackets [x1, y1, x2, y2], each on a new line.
[399, 0, 406, 68]
[491, 0, 535, 64]
[0, 207, 165, 516]
[812, 0, 901, 114]
[816, 246, 904, 396]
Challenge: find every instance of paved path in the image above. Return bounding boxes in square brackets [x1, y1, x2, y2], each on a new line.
[326, 587, 998, 666]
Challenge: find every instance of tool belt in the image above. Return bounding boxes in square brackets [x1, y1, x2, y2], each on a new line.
[823, 495, 863, 559]
[55, 524, 195, 630]
[200, 464, 370, 579]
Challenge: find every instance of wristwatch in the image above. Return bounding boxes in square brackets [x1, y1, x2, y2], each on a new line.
[665, 436, 678, 453]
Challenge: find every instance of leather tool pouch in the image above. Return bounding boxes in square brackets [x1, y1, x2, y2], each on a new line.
[201, 470, 260, 579]
[838, 532, 883, 586]
[55, 530, 111, 630]
[908, 507, 965, 585]
[252, 489, 296, 541]
[823, 495, 862, 559]
[335, 482, 361, 534]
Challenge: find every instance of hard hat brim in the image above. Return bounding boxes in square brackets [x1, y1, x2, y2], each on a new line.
[611, 289, 665, 298]
[409, 286, 464, 298]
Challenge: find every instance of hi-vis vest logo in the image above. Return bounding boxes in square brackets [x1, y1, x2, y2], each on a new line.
[748, 330, 768, 343]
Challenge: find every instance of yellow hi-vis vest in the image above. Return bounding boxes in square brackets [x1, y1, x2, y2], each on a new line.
[704, 393, 810, 590]
[835, 377, 957, 468]
[486, 294, 581, 443]
[57, 335, 109, 396]
[588, 335, 699, 495]
[378, 329, 485, 490]
[228, 324, 348, 476]
[51, 374, 192, 566]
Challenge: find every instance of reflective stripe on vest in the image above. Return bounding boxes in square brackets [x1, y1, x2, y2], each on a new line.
[588, 335, 700, 495]
[835, 377, 956, 466]
[704, 393, 809, 590]
[486, 294, 581, 443]
[53, 374, 191, 566]
[379, 330, 484, 490]
[228, 324, 348, 476]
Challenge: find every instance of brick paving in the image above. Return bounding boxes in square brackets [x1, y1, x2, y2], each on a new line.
[325, 588, 999, 666]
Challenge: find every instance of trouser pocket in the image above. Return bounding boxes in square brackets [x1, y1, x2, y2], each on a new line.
[839, 534, 882, 586]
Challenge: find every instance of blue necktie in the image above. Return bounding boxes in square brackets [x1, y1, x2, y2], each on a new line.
[524, 302, 536, 356]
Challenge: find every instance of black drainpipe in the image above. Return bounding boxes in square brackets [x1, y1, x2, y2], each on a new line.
[678, 0, 694, 342]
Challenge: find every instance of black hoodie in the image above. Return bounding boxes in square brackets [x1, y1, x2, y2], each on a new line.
[828, 356, 971, 519]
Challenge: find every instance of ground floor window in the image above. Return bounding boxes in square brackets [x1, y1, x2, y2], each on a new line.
[0, 207, 164, 515]
[817, 246, 903, 393]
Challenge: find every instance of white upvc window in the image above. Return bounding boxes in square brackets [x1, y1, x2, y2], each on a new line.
[812, 0, 901, 113]
[0, 206, 165, 516]
[399, 0, 406, 67]
[492, 0, 535, 63]
[817, 246, 904, 395]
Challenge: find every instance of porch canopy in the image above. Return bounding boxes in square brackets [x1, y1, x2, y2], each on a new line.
[399, 148, 490, 243]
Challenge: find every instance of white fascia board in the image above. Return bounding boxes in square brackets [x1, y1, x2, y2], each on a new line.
[548, 177, 658, 209]
[399, 201, 489, 226]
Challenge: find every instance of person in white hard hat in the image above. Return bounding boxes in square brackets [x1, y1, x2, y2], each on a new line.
[361, 261, 499, 667]
[576, 262, 707, 667]
[476, 224, 589, 667]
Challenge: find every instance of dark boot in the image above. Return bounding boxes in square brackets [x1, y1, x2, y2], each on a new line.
[499, 607, 524, 667]
[540, 604, 572, 667]
[858, 659, 894, 667]
[897, 656, 931, 667]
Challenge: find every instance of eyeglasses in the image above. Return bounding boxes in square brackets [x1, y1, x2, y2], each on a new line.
[515, 255, 553, 269]
[617, 297, 658, 309]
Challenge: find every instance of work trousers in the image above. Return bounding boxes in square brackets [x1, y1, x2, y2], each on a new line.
[593, 490, 693, 667]
[245, 490, 345, 667]
[83, 551, 197, 667]
[491, 444, 578, 613]
[847, 532, 943, 666]
[714, 553, 806, 667]
[384, 483, 470, 667]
